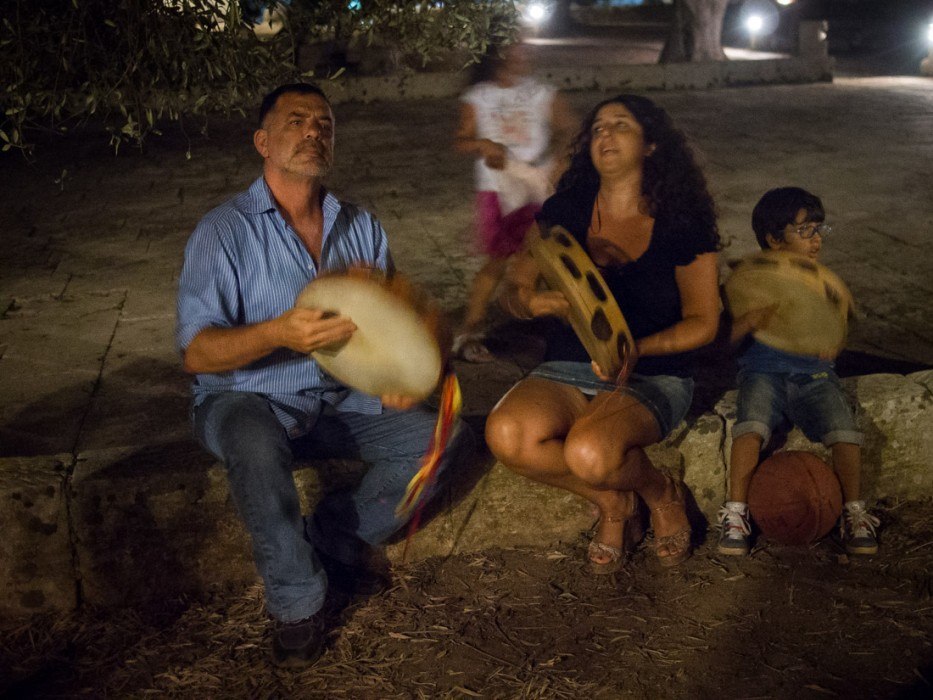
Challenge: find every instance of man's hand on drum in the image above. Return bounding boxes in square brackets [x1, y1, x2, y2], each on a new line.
[730, 304, 779, 344]
[379, 394, 420, 411]
[274, 307, 357, 354]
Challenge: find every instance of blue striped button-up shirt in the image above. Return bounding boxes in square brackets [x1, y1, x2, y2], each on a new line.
[176, 176, 391, 437]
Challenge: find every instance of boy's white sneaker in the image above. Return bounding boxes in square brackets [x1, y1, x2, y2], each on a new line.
[717, 501, 751, 556]
[840, 500, 880, 555]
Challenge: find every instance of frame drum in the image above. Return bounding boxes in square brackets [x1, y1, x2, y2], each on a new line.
[725, 250, 854, 357]
[295, 272, 444, 400]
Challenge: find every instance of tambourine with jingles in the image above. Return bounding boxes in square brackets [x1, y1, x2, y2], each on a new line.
[294, 269, 448, 401]
[529, 224, 637, 382]
[724, 250, 855, 357]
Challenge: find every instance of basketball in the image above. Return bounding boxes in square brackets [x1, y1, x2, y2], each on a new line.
[747, 451, 843, 545]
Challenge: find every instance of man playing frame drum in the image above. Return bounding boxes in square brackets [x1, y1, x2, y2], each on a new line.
[718, 187, 879, 557]
[176, 83, 474, 668]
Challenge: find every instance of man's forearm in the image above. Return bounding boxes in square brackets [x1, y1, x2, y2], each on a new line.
[183, 322, 280, 374]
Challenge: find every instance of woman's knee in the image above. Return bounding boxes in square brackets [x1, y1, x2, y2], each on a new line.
[564, 433, 627, 487]
[484, 409, 528, 465]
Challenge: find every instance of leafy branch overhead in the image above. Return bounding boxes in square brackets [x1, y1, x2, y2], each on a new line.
[1, 0, 519, 155]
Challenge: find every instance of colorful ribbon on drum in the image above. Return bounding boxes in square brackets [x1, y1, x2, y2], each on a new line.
[395, 372, 462, 558]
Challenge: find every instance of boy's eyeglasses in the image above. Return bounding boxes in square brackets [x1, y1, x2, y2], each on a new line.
[790, 223, 832, 239]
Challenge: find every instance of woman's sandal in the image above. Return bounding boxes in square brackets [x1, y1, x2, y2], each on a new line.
[650, 478, 692, 568]
[588, 503, 645, 575]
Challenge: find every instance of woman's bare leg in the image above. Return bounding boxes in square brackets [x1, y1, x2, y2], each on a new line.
[564, 390, 691, 563]
[485, 378, 637, 558]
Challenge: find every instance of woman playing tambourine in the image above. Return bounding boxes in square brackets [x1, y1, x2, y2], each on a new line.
[486, 95, 721, 570]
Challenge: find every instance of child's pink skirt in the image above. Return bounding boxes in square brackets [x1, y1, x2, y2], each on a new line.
[474, 191, 541, 259]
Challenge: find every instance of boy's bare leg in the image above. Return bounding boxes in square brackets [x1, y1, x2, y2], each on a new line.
[832, 441, 878, 554]
[718, 432, 763, 555]
[729, 433, 763, 502]
[831, 442, 861, 502]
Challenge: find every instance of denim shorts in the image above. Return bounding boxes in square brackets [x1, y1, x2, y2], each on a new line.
[733, 370, 863, 447]
[528, 361, 694, 439]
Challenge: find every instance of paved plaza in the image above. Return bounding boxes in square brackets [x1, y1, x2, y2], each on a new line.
[2, 76, 932, 460]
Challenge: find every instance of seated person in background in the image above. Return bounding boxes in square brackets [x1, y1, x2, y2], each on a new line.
[718, 186, 879, 557]
[485, 94, 722, 572]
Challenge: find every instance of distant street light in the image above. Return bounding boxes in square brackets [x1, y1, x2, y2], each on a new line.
[521, 1, 553, 29]
[746, 13, 764, 48]
[528, 3, 547, 22]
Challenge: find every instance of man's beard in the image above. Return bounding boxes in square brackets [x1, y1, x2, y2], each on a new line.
[289, 145, 332, 177]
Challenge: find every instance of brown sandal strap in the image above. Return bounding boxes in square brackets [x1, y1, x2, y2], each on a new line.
[651, 500, 684, 516]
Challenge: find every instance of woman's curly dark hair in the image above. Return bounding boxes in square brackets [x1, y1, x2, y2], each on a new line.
[557, 94, 721, 251]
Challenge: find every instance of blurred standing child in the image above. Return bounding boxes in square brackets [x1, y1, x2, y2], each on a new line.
[452, 42, 576, 362]
[719, 187, 879, 557]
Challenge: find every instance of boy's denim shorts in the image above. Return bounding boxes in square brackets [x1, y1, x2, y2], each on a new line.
[733, 370, 863, 447]
[528, 361, 694, 440]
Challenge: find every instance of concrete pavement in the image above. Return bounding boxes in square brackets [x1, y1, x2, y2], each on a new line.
[2, 76, 931, 458]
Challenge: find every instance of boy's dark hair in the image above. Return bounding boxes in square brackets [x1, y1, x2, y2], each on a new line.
[258, 83, 329, 127]
[752, 187, 825, 249]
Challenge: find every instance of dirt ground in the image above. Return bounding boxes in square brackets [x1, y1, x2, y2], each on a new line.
[2, 499, 931, 699]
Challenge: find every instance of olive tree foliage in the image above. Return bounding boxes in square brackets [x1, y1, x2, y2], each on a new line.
[659, 0, 730, 63]
[1, 0, 519, 155]
[282, 0, 518, 73]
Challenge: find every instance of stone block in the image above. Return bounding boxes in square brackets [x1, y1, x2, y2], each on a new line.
[910, 369, 933, 395]
[292, 455, 591, 563]
[70, 444, 255, 609]
[700, 375, 933, 506]
[387, 461, 592, 562]
[671, 412, 727, 520]
[0, 455, 76, 617]
[9, 369, 933, 617]
[848, 374, 933, 500]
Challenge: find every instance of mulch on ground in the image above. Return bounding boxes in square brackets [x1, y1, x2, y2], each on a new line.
[2, 499, 931, 699]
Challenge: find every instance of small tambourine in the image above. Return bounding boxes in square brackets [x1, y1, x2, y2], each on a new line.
[529, 224, 637, 382]
[294, 270, 447, 401]
[724, 250, 855, 357]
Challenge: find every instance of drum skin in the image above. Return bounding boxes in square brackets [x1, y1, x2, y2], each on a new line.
[725, 250, 854, 357]
[748, 451, 843, 545]
[294, 272, 445, 401]
[530, 225, 636, 381]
